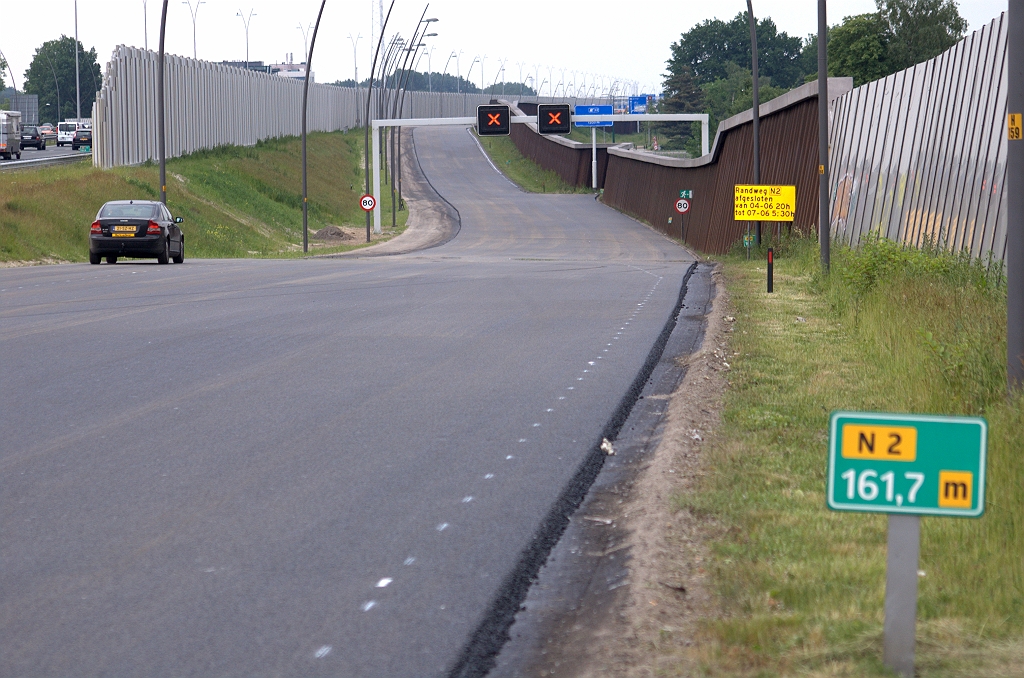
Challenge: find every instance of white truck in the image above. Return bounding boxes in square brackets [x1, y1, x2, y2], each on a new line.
[0, 111, 23, 160]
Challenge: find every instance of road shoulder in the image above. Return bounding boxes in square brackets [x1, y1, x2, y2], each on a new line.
[490, 263, 729, 676]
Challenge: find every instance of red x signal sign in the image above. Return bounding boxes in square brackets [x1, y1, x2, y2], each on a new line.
[538, 104, 571, 135]
[477, 105, 510, 136]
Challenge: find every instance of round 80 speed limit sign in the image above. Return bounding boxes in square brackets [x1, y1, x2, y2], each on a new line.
[360, 194, 377, 211]
[675, 198, 691, 214]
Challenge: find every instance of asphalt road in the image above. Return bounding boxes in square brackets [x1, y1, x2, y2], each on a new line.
[0, 140, 88, 168]
[0, 126, 694, 677]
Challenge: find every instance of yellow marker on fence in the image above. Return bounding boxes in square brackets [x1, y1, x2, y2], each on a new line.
[1008, 113, 1022, 140]
[734, 185, 796, 221]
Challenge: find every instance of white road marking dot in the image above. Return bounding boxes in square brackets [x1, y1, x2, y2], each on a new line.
[546, 408, 554, 412]
[376, 578, 393, 588]
[506, 455, 514, 460]
[361, 601, 377, 612]
[519, 438, 527, 443]
[567, 387, 574, 390]
[558, 396, 566, 400]
[577, 377, 584, 381]
[462, 496, 473, 503]
[315, 645, 332, 658]
[404, 557, 416, 565]
[533, 423, 541, 427]
[484, 473, 495, 479]
[437, 523, 449, 531]
[588, 361, 595, 365]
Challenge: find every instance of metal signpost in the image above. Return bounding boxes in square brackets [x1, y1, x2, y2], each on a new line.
[575, 105, 613, 190]
[828, 412, 987, 678]
[674, 196, 690, 243]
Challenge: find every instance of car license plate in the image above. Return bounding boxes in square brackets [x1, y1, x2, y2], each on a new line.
[112, 233, 134, 237]
[113, 225, 136, 232]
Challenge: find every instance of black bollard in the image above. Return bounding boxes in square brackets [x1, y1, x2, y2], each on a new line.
[767, 247, 774, 293]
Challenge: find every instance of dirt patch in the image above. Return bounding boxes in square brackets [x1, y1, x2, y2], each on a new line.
[311, 225, 355, 242]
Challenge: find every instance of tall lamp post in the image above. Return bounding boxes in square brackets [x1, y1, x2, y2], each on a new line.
[236, 8, 256, 70]
[142, 0, 149, 50]
[349, 33, 362, 124]
[42, 52, 61, 123]
[182, 1, 204, 59]
[298, 23, 313, 64]
[301, 0, 327, 253]
[158, 0, 168, 205]
[75, 0, 81, 120]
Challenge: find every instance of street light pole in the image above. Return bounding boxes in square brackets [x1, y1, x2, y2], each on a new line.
[143, 0, 148, 51]
[236, 8, 256, 70]
[301, 0, 327, 254]
[42, 52, 61, 123]
[299, 23, 312, 65]
[75, 0, 81, 120]
[182, 1, 205, 60]
[158, 0, 168, 205]
[349, 33, 362, 124]
[818, 0, 831, 273]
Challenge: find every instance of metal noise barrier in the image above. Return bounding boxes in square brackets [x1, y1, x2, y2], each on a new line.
[92, 46, 497, 169]
[828, 13, 1009, 263]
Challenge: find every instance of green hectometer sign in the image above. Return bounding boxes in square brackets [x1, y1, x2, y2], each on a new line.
[827, 412, 987, 518]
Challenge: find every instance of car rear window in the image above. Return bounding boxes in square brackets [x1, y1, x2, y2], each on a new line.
[98, 204, 160, 219]
[24, 127, 37, 133]
[59, 124, 76, 132]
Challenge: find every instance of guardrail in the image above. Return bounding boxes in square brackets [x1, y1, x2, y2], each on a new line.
[0, 153, 92, 172]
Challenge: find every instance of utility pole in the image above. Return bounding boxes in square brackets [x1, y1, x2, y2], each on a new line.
[818, 0, 831, 273]
[747, 0, 761, 246]
[143, 0, 148, 50]
[1009, 0, 1024, 390]
[302, 0, 328, 254]
[183, 1, 204, 59]
[75, 0, 81, 120]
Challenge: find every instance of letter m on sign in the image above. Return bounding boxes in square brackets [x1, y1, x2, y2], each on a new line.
[477, 105, 510, 136]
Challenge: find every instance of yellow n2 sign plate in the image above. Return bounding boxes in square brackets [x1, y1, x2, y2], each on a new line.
[828, 412, 987, 517]
[734, 185, 796, 221]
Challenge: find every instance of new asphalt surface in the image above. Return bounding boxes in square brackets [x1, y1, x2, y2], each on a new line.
[0, 126, 695, 677]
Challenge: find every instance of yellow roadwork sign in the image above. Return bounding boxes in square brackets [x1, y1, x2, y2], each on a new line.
[734, 184, 796, 221]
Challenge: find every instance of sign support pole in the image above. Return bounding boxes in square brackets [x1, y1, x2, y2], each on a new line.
[883, 514, 920, 678]
[372, 122, 382, 235]
[591, 127, 597, 190]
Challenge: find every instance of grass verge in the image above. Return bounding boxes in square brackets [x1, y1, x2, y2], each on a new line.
[684, 235, 1023, 676]
[473, 131, 586, 194]
[0, 129, 406, 263]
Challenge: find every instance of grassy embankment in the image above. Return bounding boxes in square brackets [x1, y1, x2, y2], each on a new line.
[0, 129, 406, 263]
[472, 131, 588, 194]
[681, 236, 1023, 676]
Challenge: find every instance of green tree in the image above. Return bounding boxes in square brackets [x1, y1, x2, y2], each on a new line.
[879, 0, 968, 70]
[821, 0, 967, 87]
[828, 13, 891, 86]
[659, 61, 705, 152]
[24, 36, 102, 123]
[666, 12, 808, 90]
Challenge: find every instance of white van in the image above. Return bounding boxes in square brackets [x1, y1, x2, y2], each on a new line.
[57, 122, 79, 147]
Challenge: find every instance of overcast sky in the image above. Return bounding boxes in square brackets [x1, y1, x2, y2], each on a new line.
[1, 0, 1007, 96]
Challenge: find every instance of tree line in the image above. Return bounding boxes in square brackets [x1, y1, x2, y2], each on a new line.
[4, 36, 103, 123]
[331, 71, 536, 97]
[660, 0, 969, 155]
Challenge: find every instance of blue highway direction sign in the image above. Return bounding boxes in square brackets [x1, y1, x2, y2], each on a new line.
[574, 105, 613, 127]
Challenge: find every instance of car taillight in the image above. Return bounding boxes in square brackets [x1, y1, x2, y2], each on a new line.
[91, 221, 102, 234]
[146, 221, 161, 234]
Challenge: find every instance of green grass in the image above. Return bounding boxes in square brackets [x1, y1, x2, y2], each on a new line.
[0, 129, 406, 262]
[682, 234, 1024, 676]
[473, 132, 587, 194]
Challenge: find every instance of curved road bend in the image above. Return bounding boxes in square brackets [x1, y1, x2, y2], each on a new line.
[0, 125, 694, 677]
